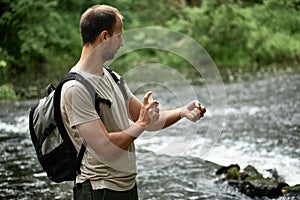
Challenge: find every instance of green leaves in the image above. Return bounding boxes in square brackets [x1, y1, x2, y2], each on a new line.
[0, 84, 19, 101]
[1, 0, 299, 100]
[0, 0, 78, 74]
[165, 0, 300, 68]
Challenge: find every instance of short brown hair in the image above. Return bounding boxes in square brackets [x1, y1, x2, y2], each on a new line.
[80, 5, 123, 45]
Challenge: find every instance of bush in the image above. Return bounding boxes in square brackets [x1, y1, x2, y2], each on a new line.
[1, 0, 300, 99]
[0, 0, 81, 82]
[165, 0, 300, 68]
[0, 84, 19, 101]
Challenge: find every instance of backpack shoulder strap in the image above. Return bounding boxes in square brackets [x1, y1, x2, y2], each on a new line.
[53, 72, 96, 141]
[104, 67, 118, 83]
[104, 67, 129, 100]
[61, 72, 95, 100]
[53, 72, 96, 175]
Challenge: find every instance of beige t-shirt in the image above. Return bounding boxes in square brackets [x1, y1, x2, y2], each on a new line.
[60, 67, 136, 191]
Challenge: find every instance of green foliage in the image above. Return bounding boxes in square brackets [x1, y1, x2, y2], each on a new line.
[0, 0, 300, 100]
[0, 0, 81, 81]
[166, 0, 300, 68]
[0, 84, 19, 101]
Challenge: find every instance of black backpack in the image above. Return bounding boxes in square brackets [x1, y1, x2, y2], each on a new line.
[29, 68, 127, 183]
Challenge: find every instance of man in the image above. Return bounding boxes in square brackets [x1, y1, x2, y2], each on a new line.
[61, 5, 206, 200]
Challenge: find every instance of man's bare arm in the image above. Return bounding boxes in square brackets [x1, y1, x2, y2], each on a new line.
[128, 95, 206, 132]
[76, 91, 159, 159]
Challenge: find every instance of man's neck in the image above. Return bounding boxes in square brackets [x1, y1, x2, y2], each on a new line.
[76, 44, 105, 76]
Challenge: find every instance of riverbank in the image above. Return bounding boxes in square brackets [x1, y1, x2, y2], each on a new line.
[1, 64, 299, 102]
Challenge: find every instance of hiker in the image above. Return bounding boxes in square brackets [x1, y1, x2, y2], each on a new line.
[61, 5, 206, 200]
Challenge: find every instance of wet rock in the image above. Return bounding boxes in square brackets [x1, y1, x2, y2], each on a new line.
[283, 184, 300, 193]
[226, 165, 240, 180]
[216, 164, 299, 199]
[240, 179, 288, 198]
[282, 184, 300, 199]
[243, 165, 263, 180]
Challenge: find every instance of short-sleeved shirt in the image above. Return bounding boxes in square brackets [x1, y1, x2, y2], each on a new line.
[60, 66, 136, 191]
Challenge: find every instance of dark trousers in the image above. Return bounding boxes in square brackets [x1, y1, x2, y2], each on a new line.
[73, 180, 139, 200]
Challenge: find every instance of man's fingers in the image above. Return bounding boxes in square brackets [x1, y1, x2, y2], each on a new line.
[182, 100, 206, 122]
[143, 91, 152, 105]
[148, 100, 159, 108]
[199, 105, 206, 113]
[192, 106, 205, 121]
[194, 101, 206, 113]
[149, 107, 160, 122]
[143, 91, 159, 108]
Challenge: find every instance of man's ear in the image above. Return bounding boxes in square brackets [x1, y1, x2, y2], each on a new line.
[99, 30, 109, 42]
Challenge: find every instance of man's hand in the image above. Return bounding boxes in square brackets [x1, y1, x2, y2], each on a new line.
[136, 91, 160, 128]
[181, 101, 206, 122]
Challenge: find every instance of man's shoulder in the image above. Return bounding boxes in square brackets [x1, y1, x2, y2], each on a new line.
[61, 80, 91, 104]
[62, 80, 87, 92]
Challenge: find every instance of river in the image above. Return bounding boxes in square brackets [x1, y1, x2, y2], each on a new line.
[0, 70, 299, 200]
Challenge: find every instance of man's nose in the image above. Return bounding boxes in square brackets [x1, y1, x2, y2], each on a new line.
[119, 36, 123, 47]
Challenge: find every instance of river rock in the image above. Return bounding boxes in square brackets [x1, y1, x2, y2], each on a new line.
[282, 184, 300, 199]
[216, 164, 300, 199]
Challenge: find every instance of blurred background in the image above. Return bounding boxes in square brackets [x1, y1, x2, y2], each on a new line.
[0, 0, 299, 100]
[0, 0, 299, 199]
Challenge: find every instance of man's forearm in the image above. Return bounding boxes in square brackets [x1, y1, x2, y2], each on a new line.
[146, 107, 182, 131]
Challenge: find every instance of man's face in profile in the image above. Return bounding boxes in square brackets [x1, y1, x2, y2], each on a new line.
[103, 16, 123, 61]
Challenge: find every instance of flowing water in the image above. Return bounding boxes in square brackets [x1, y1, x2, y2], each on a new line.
[0, 70, 299, 200]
